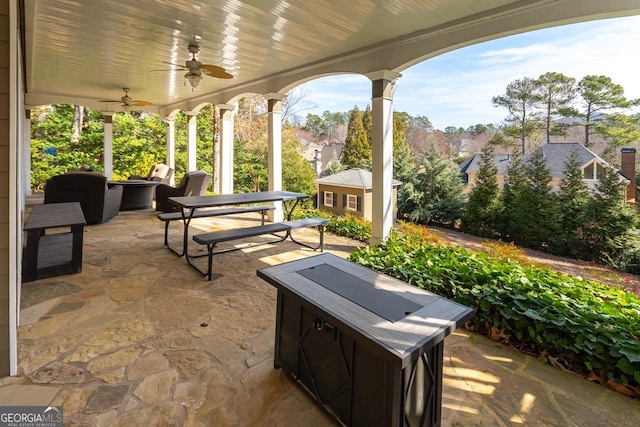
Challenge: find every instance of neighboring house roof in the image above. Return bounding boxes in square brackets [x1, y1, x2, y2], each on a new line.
[459, 143, 629, 183]
[524, 143, 614, 180]
[314, 168, 402, 189]
[459, 154, 511, 176]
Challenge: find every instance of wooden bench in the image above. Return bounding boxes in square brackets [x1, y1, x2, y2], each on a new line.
[191, 217, 329, 280]
[157, 205, 275, 252]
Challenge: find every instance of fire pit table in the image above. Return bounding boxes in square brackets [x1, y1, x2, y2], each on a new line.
[257, 253, 473, 427]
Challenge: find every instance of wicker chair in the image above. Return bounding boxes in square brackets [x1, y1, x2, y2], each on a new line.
[44, 172, 123, 224]
[155, 170, 212, 212]
[129, 163, 174, 184]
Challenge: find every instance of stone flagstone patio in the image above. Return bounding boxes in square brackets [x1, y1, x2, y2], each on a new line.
[0, 207, 638, 426]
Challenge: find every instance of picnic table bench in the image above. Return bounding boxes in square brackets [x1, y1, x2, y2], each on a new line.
[191, 217, 329, 280]
[157, 204, 275, 254]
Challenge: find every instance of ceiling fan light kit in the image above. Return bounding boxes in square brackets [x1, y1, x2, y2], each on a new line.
[185, 73, 202, 89]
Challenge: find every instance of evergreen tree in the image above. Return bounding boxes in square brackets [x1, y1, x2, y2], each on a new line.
[558, 152, 591, 257]
[341, 106, 370, 168]
[500, 152, 527, 240]
[577, 75, 633, 147]
[535, 72, 577, 143]
[322, 151, 347, 177]
[583, 167, 640, 265]
[363, 105, 373, 146]
[492, 77, 542, 155]
[460, 147, 502, 238]
[518, 149, 562, 252]
[398, 147, 467, 228]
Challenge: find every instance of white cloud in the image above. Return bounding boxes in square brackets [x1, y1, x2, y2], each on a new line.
[300, 15, 640, 130]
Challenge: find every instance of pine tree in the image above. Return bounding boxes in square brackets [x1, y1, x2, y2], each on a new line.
[583, 167, 640, 265]
[399, 148, 467, 228]
[519, 149, 561, 252]
[558, 152, 591, 256]
[341, 106, 370, 168]
[460, 147, 502, 238]
[500, 152, 527, 240]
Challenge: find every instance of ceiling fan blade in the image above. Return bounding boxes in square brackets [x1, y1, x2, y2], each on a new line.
[131, 100, 153, 106]
[200, 64, 233, 79]
[151, 68, 186, 72]
[98, 99, 121, 103]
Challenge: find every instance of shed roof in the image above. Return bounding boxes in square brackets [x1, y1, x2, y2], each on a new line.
[314, 168, 402, 189]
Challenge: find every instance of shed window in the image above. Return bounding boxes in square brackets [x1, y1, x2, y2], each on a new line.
[323, 191, 334, 207]
[346, 194, 358, 211]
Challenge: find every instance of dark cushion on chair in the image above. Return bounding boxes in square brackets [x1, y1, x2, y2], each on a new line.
[155, 170, 212, 212]
[44, 172, 123, 225]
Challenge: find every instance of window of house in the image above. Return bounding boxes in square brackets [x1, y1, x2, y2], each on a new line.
[323, 191, 334, 207]
[346, 194, 358, 211]
[583, 162, 595, 179]
[595, 163, 605, 180]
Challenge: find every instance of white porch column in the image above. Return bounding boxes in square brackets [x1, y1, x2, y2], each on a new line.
[267, 94, 284, 223]
[368, 71, 401, 245]
[102, 112, 114, 179]
[218, 104, 235, 194]
[164, 116, 176, 185]
[23, 108, 31, 195]
[186, 111, 197, 171]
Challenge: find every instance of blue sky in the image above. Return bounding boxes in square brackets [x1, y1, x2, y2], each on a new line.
[297, 15, 640, 131]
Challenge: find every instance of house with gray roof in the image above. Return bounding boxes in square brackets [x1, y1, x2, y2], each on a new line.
[460, 143, 635, 201]
[313, 168, 402, 221]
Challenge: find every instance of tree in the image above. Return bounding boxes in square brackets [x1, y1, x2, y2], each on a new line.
[558, 152, 591, 257]
[518, 149, 562, 252]
[499, 152, 527, 240]
[341, 106, 370, 168]
[304, 113, 325, 139]
[460, 147, 502, 238]
[398, 147, 467, 227]
[282, 86, 315, 124]
[594, 113, 640, 160]
[577, 75, 633, 147]
[492, 77, 542, 155]
[282, 126, 317, 196]
[582, 166, 640, 270]
[363, 105, 373, 146]
[535, 72, 577, 143]
[71, 105, 84, 144]
[322, 151, 347, 176]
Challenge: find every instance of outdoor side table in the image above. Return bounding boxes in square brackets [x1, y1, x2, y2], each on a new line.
[108, 180, 159, 210]
[257, 253, 473, 427]
[23, 202, 87, 282]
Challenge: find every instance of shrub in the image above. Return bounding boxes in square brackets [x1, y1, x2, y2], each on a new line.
[293, 208, 371, 242]
[349, 226, 640, 397]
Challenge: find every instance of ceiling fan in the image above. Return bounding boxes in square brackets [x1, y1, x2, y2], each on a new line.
[161, 41, 233, 89]
[99, 88, 153, 111]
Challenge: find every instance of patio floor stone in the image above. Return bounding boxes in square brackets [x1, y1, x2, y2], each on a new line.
[2, 207, 639, 426]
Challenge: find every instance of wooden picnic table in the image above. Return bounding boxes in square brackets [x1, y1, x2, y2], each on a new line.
[167, 191, 310, 258]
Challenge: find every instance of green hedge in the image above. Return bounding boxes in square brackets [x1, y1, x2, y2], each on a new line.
[293, 208, 371, 242]
[348, 228, 640, 397]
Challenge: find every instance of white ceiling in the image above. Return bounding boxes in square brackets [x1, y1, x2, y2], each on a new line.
[22, 0, 640, 116]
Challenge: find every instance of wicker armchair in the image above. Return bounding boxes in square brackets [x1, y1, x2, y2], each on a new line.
[44, 172, 123, 224]
[155, 170, 212, 212]
[129, 163, 174, 184]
